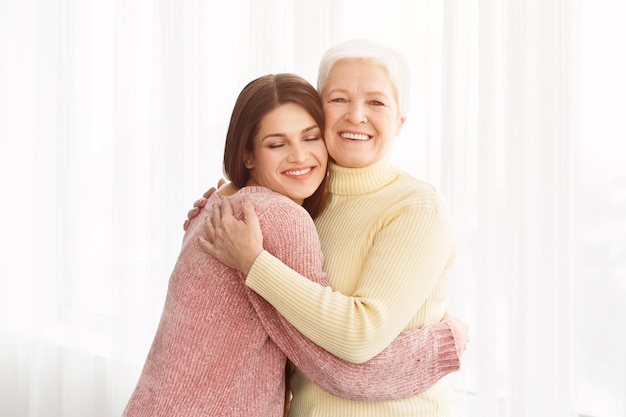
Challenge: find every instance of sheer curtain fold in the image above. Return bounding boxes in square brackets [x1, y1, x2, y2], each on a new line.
[1, 1, 623, 417]
[502, 1, 575, 415]
[444, 1, 587, 416]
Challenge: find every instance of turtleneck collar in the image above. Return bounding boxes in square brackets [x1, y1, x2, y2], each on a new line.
[328, 157, 400, 196]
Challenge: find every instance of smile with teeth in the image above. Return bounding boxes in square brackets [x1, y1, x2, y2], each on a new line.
[284, 167, 312, 176]
[340, 132, 370, 141]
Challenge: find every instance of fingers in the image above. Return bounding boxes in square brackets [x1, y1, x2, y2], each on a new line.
[185, 184, 220, 232]
[202, 187, 217, 199]
[209, 198, 233, 235]
[211, 203, 222, 230]
[218, 178, 226, 188]
[221, 196, 234, 218]
[187, 206, 200, 219]
[197, 235, 212, 253]
[241, 195, 259, 227]
[204, 213, 216, 242]
[185, 207, 200, 230]
[194, 197, 208, 209]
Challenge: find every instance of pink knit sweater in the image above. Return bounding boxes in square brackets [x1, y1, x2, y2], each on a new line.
[122, 187, 460, 417]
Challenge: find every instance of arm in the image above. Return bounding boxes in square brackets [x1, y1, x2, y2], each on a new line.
[249, 208, 452, 362]
[247, 266, 461, 401]
[251, 288, 460, 400]
[203, 198, 455, 363]
[225, 197, 461, 400]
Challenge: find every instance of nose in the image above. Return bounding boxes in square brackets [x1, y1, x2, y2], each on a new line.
[346, 102, 367, 124]
[288, 142, 307, 162]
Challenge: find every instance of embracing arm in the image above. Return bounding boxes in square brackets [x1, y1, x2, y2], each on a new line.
[247, 205, 455, 363]
[199, 194, 460, 363]
[225, 198, 462, 400]
[250, 287, 460, 400]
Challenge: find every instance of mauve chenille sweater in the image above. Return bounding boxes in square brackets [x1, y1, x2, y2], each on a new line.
[122, 186, 459, 417]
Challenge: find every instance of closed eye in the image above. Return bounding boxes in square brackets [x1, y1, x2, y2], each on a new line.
[303, 135, 322, 141]
[267, 142, 286, 149]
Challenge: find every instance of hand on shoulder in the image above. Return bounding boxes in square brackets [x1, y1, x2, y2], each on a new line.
[183, 179, 231, 231]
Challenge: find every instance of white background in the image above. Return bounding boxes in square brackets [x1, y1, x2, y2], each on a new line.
[0, 1, 624, 416]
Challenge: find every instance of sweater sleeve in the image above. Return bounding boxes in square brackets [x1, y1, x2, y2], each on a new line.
[253, 200, 460, 400]
[248, 289, 459, 400]
[247, 204, 455, 363]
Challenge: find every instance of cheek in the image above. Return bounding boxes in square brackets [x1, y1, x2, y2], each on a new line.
[253, 154, 276, 175]
[315, 144, 328, 162]
[323, 106, 341, 125]
[378, 117, 399, 138]
[323, 134, 339, 152]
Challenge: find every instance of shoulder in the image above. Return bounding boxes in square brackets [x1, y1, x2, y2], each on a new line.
[240, 187, 310, 219]
[388, 170, 448, 212]
[233, 187, 316, 231]
[381, 174, 455, 240]
[238, 187, 322, 262]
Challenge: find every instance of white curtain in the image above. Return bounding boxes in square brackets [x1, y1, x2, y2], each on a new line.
[1, 1, 624, 416]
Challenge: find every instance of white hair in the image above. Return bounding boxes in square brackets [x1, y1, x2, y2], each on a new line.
[317, 39, 411, 116]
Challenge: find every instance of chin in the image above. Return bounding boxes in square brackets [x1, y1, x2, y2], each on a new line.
[335, 158, 368, 168]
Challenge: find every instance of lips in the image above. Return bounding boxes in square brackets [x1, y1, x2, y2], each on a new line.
[283, 167, 313, 176]
[340, 132, 370, 141]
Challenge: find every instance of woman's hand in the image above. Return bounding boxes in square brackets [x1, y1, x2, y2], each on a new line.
[183, 179, 228, 231]
[442, 312, 469, 357]
[198, 196, 264, 275]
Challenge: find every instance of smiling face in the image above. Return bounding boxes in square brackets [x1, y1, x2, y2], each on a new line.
[321, 59, 405, 168]
[245, 102, 328, 205]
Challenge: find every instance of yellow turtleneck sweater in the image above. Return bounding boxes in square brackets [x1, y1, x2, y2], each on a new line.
[246, 158, 457, 417]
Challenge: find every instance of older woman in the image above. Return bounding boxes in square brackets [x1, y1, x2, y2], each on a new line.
[197, 39, 466, 416]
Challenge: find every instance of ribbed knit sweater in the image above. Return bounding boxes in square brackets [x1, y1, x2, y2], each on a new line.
[245, 158, 458, 416]
[122, 186, 459, 417]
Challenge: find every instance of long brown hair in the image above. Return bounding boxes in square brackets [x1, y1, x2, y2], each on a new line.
[222, 73, 329, 219]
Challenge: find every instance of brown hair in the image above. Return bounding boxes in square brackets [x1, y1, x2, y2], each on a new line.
[222, 73, 329, 219]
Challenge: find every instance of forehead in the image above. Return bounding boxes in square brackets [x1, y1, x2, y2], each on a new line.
[256, 102, 317, 137]
[325, 59, 394, 91]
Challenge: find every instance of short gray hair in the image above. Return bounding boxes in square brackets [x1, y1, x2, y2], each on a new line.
[317, 39, 411, 116]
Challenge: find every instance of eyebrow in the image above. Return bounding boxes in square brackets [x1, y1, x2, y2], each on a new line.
[327, 88, 390, 98]
[260, 124, 319, 142]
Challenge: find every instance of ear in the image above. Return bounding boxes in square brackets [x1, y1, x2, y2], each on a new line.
[244, 151, 254, 169]
[396, 115, 406, 136]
